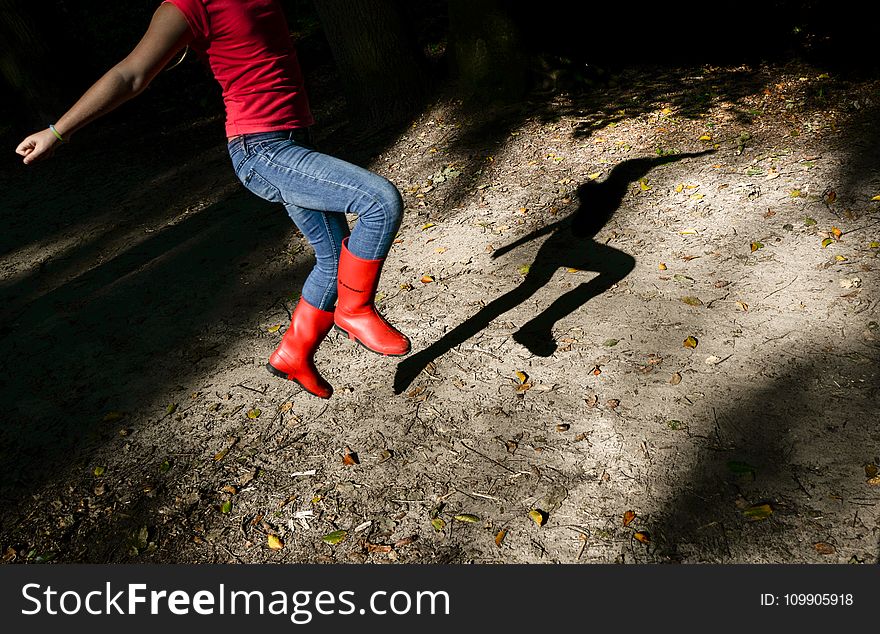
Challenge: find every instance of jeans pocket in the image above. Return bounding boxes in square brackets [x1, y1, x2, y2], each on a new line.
[243, 168, 283, 203]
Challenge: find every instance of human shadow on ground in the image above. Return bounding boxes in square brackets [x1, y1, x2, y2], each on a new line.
[393, 150, 712, 393]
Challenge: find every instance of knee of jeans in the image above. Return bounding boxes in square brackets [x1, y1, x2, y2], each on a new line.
[367, 178, 403, 227]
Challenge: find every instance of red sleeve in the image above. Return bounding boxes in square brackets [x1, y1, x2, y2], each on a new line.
[161, 0, 209, 42]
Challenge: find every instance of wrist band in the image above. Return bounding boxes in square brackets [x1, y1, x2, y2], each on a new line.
[49, 124, 65, 142]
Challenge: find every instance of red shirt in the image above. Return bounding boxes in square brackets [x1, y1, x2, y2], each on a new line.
[163, 0, 314, 137]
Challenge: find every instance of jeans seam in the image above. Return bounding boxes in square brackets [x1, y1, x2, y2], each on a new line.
[318, 212, 340, 310]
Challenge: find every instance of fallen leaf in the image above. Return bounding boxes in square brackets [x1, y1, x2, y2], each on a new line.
[394, 535, 418, 548]
[159, 459, 171, 473]
[590, 365, 602, 376]
[699, 134, 712, 141]
[454, 514, 480, 523]
[872, 195, 880, 201]
[606, 399, 620, 409]
[556, 423, 570, 432]
[821, 238, 834, 248]
[495, 529, 507, 547]
[267, 324, 281, 333]
[825, 190, 837, 204]
[639, 178, 651, 191]
[213, 437, 239, 462]
[623, 510, 636, 526]
[267, 534, 284, 550]
[675, 184, 684, 193]
[588, 172, 602, 180]
[220, 500, 232, 514]
[279, 402, 293, 413]
[603, 338, 619, 347]
[222, 485, 238, 495]
[679, 228, 699, 235]
[790, 189, 802, 197]
[658, 262, 667, 270]
[93, 466, 106, 477]
[633, 531, 651, 544]
[166, 403, 178, 415]
[814, 542, 835, 555]
[804, 217, 817, 226]
[517, 264, 531, 276]
[835, 255, 847, 262]
[667, 420, 683, 430]
[431, 518, 446, 531]
[247, 408, 261, 419]
[683, 336, 698, 349]
[529, 510, 548, 526]
[750, 241, 764, 252]
[421, 222, 436, 230]
[743, 503, 773, 521]
[366, 542, 392, 554]
[420, 274, 435, 284]
[342, 448, 360, 466]
[831, 226, 842, 240]
[867, 476, 880, 486]
[322, 530, 347, 545]
[681, 296, 703, 306]
[865, 464, 879, 478]
[515, 371, 529, 384]
[736, 301, 749, 312]
[586, 394, 599, 407]
[670, 372, 682, 385]
[870, 241, 880, 249]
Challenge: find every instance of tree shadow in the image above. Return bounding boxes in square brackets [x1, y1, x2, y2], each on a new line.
[394, 150, 712, 393]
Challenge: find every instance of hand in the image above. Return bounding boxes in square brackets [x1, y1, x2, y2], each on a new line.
[16, 129, 61, 165]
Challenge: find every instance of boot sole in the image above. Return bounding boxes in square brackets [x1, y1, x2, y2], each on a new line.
[265, 362, 332, 399]
[334, 325, 411, 357]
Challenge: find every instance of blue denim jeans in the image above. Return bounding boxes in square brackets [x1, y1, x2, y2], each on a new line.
[227, 129, 403, 311]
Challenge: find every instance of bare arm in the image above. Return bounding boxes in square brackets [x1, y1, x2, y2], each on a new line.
[15, 3, 192, 165]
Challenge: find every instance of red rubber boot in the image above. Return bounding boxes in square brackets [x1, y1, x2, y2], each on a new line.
[266, 297, 335, 398]
[334, 238, 411, 356]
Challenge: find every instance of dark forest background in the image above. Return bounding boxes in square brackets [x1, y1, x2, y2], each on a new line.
[1, 0, 877, 144]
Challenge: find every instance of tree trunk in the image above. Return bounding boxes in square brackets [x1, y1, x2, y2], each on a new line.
[311, 0, 425, 128]
[448, 0, 528, 102]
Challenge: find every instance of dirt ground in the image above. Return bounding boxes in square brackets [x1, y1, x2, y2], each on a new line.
[1, 59, 879, 564]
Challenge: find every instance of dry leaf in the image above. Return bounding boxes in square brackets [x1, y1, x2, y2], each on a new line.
[421, 222, 436, 230]
[495, 529, 507, 547]
[420, 274, 435, 284]
[623, 510, 636, 527]
[736, 301, 749, 312]
[867, 476, 880, 486]
[585, 394, 599, 407]
[556, 423, 570, 432]
[342, 448, 360, 466]
[222, 485, 238, 495]
[683, 336, 699, 349]
[681, 296, 703, 306]
[865, 464, 879, 479]
[606, 399, 620, 409]
[515, 371, 528, 384]
[431, 518, 446, 531]
[633, 531, 651, 544]
[831, 226, 842, 240]
[279, 402, 293, 413]
[366, 542, 392, 554]
[267, 534, 284, 550]
[213, 437, 239, 462]
[267, 324, 281, 333]
[821, 238, 834, 248]
[590, 365, 602, 376]
[658, 262, 667, 270]
[750, 241, 764, 252]
[670, 372, 682, 385]
[454, 514, 480, 523]
[814, 542, 835, 555]
[679, 228, 699, 235]
[528, 510, 547, 526]
[247, 408, 261, 419]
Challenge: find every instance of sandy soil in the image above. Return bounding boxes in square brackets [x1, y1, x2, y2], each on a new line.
[1, 60, 878, 564]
